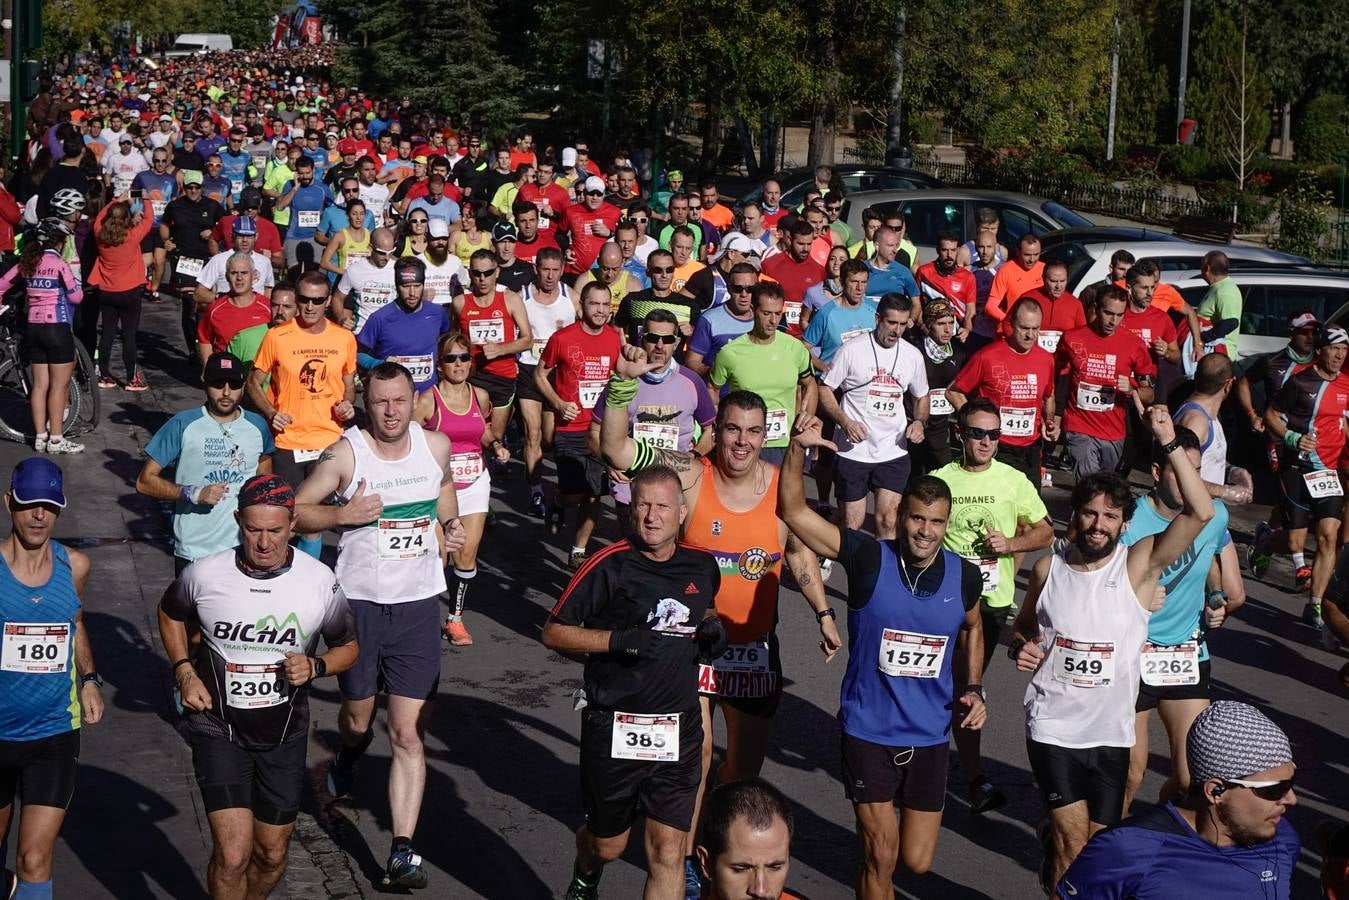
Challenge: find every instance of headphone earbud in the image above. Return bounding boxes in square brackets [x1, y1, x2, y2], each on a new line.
[1211, 785, 1225, 796]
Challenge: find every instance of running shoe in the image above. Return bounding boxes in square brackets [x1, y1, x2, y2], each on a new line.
[45, 437, 84, 454]
[33, 436, 46, 453]
[97, 375, 118, 389]
[384, 846, 429, 890]
[125, 373, 149, 392]
[684, 856, 702, 900]
[1040, 467, 1053, 489]
[1305, 600, 1325, 629]
[325, 756, 357, 800]
[548, 504, 565, 536]
[1295, 565, 1314, 592]
[568, 550, 587, 572]
[531, 491, 547, 518]
[443, 617, 473, 646]
[1246, 521, 1273, 578]
[818, 556, 833, 581]
[564, 863, 602, 900]
[969, 779, 1008, 814]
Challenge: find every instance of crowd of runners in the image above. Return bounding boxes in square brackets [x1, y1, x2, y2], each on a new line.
[0, 45, 1342, 900]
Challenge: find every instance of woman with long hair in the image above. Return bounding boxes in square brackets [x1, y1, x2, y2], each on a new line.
[0, 219, 85, 451]
[319, 199, 371, 278]
[413, 331, 509, 646]
[88, 197, 152, 389]
[453, 201, 491, 266]
[397, 210, 430, 258]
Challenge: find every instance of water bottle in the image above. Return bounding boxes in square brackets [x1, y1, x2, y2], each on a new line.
[1299, 427, 1316, 466]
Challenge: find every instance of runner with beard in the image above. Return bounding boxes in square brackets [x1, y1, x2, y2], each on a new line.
[600, 350, 839, 899]
[417, 219, 465, 305]
[1009, 395, 1215, 889]
[915, 233, 977, 340]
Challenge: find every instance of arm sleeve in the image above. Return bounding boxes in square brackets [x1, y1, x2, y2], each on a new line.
[550, 554, 615, 624]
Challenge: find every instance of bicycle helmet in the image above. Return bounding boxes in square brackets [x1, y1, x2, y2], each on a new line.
[49, 188, 87, 218]
[36, 218, 72, 244]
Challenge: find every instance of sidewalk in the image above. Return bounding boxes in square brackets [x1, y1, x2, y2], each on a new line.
[0, 299, 360, 899]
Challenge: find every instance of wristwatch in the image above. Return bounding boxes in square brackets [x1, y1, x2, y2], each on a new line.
[963, 684, 986, 702]
[1007, 636, 1027, 661]
[815, 607, 836, 623]
[1161, 436, 1185, 455]
[312, 657, 327, 679]
[81, 672, 104, 689]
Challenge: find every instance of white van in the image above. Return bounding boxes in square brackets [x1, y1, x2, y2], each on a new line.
[165, 33, 234, 57]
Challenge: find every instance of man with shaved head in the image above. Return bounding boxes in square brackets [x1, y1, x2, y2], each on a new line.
[333, 227, 399, 330]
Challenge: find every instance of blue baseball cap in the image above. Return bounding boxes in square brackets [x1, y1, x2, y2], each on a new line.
[10, 457, 66, 509]
[232, 215, 257, 236]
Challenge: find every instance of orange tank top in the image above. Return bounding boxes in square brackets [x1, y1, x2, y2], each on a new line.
[458, 287, 518, 380]
[684, 457, 783, 642]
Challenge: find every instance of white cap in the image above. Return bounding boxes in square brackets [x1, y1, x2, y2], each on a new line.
[561, 147, 577, 166]
[427, 218, 450, 238]
[583, 175, 606, 194]
[714, 231, 763, 268]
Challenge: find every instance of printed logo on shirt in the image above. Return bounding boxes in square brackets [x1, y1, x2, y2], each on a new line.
[648, 598, 695, 635]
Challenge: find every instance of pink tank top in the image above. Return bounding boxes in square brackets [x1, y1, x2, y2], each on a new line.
[428, 385, 485, 487]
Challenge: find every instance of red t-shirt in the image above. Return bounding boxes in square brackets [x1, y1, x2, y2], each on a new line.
[916, 262, 978, 323]
[515, 231, 560, 265]
[562, 202, 622, 276]
[1003, 288, 1087, 352]
[198, 293, 270, 353]
[212, 215, 283, 255]
[1120, 304, 1178, 364]
[518, 182, 572, 231]
[949, 340, 1056, 447]
[404, 179, 463, 205]
[540, 322, 622, 432]
[760, 253, 824, 338]
[1055, 325, 1157, 441]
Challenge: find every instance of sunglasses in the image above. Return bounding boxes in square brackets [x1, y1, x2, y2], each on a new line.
[296, 295, 328, 306]
[470, 268, 497, 277]
[631, 217, 649, 224]
[585, 190, 605, 197]
[642, 333, 679, 345]
[1223, 777, 1295, 801]
[729, 284, 755, 294]
[207, 378, 245, 390]
[370, 249, 392, 257]
[184, 184, 202, 189]
[409, 217, 429, 224]
[648, 266, 675, 275]
[343, 188, 360, 194]
[441, 352, 473, 363]
[963, 426, 1001, 441]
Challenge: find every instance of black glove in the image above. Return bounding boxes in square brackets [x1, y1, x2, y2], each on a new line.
[609, 628, 663, 660]
[695, 616, 729, 662]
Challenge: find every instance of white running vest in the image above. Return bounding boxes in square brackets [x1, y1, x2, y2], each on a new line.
[335, 423, 447, 603]
[1024, 543, 1150, 748]
[519, 283, 575, 366]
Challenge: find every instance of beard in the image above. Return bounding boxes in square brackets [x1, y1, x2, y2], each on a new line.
[425, 244, 449, 265]
[1073, 528, 1120, 563]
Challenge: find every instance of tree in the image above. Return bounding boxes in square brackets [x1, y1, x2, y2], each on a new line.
[1190, 4, 1272, 186]
[323, 0, 521, 132]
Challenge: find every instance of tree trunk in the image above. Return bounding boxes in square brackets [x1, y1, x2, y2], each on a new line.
[699, 92, 721, 173]
[809, 34, 839, 166]
[884, 4, 907, 155]
[1279, 100, 1292, 159]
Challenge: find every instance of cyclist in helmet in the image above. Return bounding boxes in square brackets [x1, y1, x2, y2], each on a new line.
[0, 218, 86, 452]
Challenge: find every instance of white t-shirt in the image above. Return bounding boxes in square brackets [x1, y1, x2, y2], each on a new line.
[633, 236, 659, 266]
[338, 258, 397, 329]
[417, 252, 466, 306]
[102, 149, 148, 195]
[358, 181, 391, 224]
[821, 334, 928, 463]
[197, 250, 276, 295]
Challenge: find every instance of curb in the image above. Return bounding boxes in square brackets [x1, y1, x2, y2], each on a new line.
[285, 810, 366, 899]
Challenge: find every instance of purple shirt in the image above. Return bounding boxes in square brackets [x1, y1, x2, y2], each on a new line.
[592, 363, 716, 504]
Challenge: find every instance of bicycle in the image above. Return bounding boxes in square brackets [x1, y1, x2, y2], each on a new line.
[0, 306, 101, 444]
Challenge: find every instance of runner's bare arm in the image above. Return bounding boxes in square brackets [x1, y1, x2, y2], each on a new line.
[1129, 396, 1216, 601]
[796, 372, 818, 418]
[541, 621, 613, 656]
[955, 605, 987, 730]
[1010, 554, 1050, 671]
[499, 291, 534, 356]
[777, 415, 841, 559]
[294, 441, 371, 532]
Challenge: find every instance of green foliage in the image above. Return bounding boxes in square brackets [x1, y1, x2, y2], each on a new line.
[1189, 4, 1273, 184]
[1197, 181, 1271, 229]
[326, 0, 520, 131]
[1293, 94, 1349, 165]
[1273, 173, 1333, 257]
[1159, 144, 1222, 181]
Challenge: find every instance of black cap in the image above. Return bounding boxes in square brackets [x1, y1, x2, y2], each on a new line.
[203, 352, 245, 384]
[239, 186, 263, 210]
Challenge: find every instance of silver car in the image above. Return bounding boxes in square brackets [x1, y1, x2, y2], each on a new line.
[1038, 237, 1315, 296]
[1170, 268, 1349, 358]
[840, 189, 1093, 265]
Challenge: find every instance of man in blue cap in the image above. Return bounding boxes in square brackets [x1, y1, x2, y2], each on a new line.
[194, 214, 276, 309]
[0, 457, 104, 900]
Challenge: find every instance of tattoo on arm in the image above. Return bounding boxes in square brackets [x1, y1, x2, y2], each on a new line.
[318, 449, 337, 465]
[654, 448, 694, 475]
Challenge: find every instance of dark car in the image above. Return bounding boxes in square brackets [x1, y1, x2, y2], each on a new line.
[732, 166, 945, 211]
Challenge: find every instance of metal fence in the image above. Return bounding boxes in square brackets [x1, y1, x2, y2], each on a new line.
[909, 159, 1231, 225]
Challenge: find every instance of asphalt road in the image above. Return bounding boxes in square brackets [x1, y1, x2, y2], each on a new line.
[6, 298, 1345, 899]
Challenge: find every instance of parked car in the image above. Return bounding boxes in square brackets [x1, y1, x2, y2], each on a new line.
[733, 166, 945, 212]
[1167, 268, 1349, 358]
[838, 189, 1093, 265]
[1040, 226, 1188, 246]
[1039, 238, 1316, 296]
